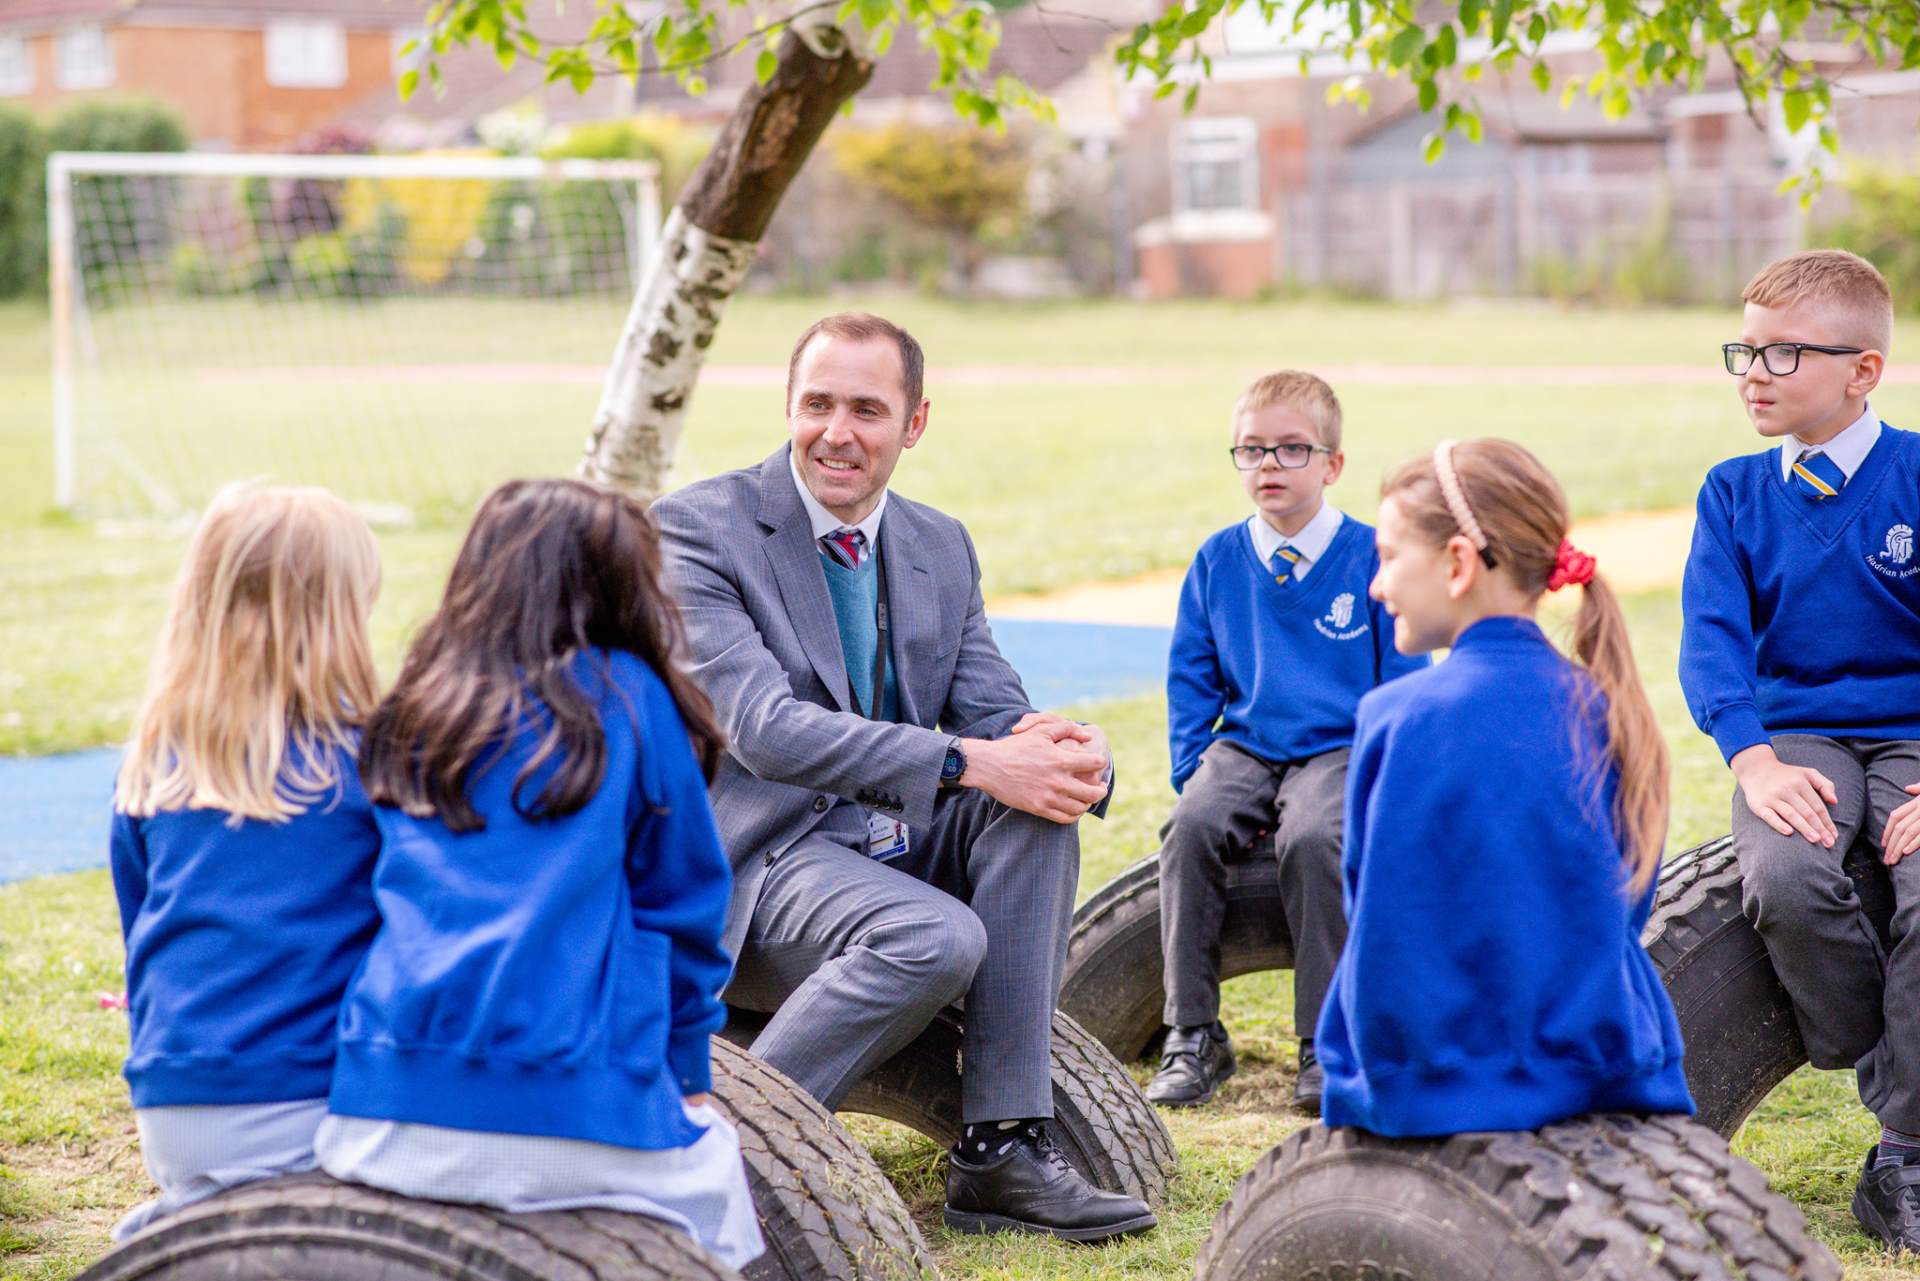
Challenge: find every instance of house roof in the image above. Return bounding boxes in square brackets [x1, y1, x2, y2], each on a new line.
[1343, 73, 1665, 148]
[0, 0, 422, 31]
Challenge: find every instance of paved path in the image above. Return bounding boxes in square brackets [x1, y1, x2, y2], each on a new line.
[0, 617, 1173, 887]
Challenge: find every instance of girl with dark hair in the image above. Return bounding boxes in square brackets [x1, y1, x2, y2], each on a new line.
[315, 478, 760, 1269]
[1314, 439, 1694, 1138]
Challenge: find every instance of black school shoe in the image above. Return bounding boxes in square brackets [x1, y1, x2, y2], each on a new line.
[1855, 1147, 1920, 1251]
[945, 1123, 1157, 1242]
[1291, 1039, 1324, 1116]
[1144, 1021, 1236, 1107]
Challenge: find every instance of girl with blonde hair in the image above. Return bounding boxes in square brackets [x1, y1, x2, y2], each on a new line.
[1314, 438, 1694, 1136]
[110, 482, 383, 1238]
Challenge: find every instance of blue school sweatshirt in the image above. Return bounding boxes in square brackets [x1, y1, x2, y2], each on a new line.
[110, 743, 382, 1107]
[328, 649, 733, 1152]
[1680, 423, 1920, 762]
[1315, 616, 1694, 1137]
[1167, 516, 1423, 790]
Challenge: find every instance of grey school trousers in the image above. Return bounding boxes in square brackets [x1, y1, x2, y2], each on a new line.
[1732, 733, 1920, 1131]
[724, 787, 1078, 1124]
[1159, 739, 1349, 1035]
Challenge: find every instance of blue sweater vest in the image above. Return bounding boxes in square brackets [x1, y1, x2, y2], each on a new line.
[1317, 616, 1694, 1136]
[1681, 424, 1920, 761]
[1167, 516, 1425, 791]
[820, 551, 898, 721]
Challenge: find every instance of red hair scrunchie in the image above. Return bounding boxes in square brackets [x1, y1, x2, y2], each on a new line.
[1547, 539, 1597, 592]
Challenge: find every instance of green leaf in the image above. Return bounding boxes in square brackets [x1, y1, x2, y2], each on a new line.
[1526, 13, 1546, 43]
[1180, 7, 1213, 38]
[755, 48, 778, 83]
[398, 67, 421, 100]
[1388, 25, 1424, 65]
[1433, 24, 1457, 66]
[1459, 0, 1484, 36]
[1782, 87, 1810, 133]
[1904, 35, 1920, 68]
[1489, 0, 1512, 44]
[1422, 131, 1446, 164]
[397, 37, 419, 59]
[1418, 77, 1438, 111]
[1532, 59, 1551, 91]
[567, 59, 594, 93]
[858, 0, 891, 29]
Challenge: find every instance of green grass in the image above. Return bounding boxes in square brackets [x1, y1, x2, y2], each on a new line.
[6, 294, 1920, 1277]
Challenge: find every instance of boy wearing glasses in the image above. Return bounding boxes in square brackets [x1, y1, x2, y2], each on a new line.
[1149, 371, 1424, 1112]
[1681, 249, 1920, 1249]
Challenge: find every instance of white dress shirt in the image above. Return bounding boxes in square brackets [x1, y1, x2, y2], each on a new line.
[791, 447, 888, 544]
[1247, 503, 1345, 581]
[1779, 402, 1881, 483]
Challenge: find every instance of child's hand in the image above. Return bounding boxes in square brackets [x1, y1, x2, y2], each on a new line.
[684, 1092, 713, 1109]
[1883, 784, 1920, 865]
[1731, 745, 1839, 847]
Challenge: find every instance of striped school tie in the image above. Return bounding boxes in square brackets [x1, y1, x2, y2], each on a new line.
[1272, 544, 1303, 585]
[1789, 449, 1847, 501]
[821, 527, 869, 569]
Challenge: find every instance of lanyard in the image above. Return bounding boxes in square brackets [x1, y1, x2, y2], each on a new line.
[849, 541, 891, 722]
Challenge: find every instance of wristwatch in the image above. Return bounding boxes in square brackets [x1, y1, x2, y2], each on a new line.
[939, 739, 968, 788]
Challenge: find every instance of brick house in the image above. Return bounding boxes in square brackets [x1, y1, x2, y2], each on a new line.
[0, 0, 436, 149]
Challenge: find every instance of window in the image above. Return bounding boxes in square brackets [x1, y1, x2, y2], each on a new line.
[1174, 119, 1259, 212]
[265, 19, 347, 89]
[0, 37, 30, 96]
[55, 25, 112, 90]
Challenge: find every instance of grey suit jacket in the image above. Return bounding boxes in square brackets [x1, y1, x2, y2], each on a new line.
[654, 447, 1039, 960]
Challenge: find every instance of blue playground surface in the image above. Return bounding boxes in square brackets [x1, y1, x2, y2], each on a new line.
[0, 618, 1171, 887]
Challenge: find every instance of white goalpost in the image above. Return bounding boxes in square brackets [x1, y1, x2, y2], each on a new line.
[47, 150, 663, 521]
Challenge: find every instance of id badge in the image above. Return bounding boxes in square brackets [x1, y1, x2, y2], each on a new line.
[867, 810, 911, 860]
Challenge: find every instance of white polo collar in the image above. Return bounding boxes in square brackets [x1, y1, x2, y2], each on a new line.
[790, 446, 889, 545]
[1780, 402, 1881, 482]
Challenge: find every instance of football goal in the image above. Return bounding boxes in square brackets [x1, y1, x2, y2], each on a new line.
[47, 150, 662, 522]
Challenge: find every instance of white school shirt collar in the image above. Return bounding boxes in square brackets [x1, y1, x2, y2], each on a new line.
[1779, 403, 1880, 483]
[790, 447, 889, 546]
[1247, 504, 1344, 581]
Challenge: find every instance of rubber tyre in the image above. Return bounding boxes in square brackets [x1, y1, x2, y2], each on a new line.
[1644, 833, 1894, 1139]
[1195, 1114, 1841, 1281]
[1061, 851, 1292, 1062]
[78, 1172, 743, 1281]
[724, 1006, 1177, 1206]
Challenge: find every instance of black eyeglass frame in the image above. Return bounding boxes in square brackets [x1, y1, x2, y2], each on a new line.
[1722, 341, 1867, 377]
[1228, 443, 1334, 471]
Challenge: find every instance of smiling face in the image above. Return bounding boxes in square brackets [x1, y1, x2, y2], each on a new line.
[1737, 296, 1880, 445]
[787, 332, 930, 523]
[1235, 401, 1344, 536]
[1369, 493, 1466, 655]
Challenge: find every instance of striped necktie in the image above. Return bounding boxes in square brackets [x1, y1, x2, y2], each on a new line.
[821, 527, 869, 570]
[1272, 544, 1303, 585]
[1789, 449, 1846, 501]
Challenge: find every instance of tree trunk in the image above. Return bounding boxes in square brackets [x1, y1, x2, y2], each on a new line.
[579, 22, 875, 500]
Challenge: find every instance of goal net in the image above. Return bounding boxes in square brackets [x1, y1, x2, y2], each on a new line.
[48, 151, 662, 523]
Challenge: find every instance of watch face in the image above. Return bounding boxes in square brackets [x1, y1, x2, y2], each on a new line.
[942, 747, 964, 779]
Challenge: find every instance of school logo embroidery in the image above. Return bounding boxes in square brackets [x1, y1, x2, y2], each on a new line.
[1314, 592, 1369, 641]
[1868, 524, 1920, 579]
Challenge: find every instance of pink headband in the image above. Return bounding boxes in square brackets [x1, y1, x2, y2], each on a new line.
[1432, 440, 1496, 568]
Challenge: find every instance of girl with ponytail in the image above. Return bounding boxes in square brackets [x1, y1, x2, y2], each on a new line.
[1313, 438, 1694, 1137]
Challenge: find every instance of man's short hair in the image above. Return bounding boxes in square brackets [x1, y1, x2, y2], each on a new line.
[786, 312, 926, 418]
[1743, 249, 1894, 355]
[1233, 370, 1344, 453]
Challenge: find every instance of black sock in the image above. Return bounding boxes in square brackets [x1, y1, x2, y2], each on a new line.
[958, 1118, 1045, 1158]
[1875, 1126, 1920, 1168]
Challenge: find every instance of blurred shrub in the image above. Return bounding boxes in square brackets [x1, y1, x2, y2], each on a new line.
[1821, 164, 1920, 312]
[45, 97, 190, 154]
[829, 122, 1028, 287]
[47, 98, 191, 303]
[0, 105, 45, 298]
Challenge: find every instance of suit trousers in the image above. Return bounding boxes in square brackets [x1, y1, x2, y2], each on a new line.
[1731, 733, 1920, 1130]
[726, 787, 1080, 1124]
[1159, 739, 1349, 1035]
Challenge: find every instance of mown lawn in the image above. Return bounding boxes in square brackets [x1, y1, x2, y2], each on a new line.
[6, 293, 1920, 1277]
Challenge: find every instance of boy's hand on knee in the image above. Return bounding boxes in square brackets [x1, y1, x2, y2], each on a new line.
[1732, 744, 1839, 847]
[1883, 784, 1920, 865]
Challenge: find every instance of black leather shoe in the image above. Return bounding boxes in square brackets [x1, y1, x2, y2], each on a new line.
[945, 1123, 1157, 1242]
[1291, 1039, 1324, 1116]
[1854, 1147, 1920, 1251]
[1145, 1022, 1236, 1107]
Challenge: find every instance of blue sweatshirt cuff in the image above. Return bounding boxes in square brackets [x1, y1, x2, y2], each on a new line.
[1708, 703, 1770, 764]
[669, 1030, 713, 1095]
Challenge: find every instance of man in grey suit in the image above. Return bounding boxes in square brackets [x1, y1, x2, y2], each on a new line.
[653, 313, 1155, 1242]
